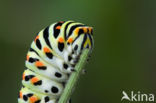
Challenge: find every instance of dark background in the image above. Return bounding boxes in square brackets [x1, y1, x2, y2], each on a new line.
[0, 0, 156, 103]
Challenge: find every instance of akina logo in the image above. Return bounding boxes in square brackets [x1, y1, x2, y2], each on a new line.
[121, 91, 155, 102]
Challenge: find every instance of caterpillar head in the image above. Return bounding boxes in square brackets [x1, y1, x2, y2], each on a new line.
[67, 26, 93, 55]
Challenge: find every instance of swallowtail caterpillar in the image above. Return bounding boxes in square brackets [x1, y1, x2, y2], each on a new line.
[18, 21, 94, 103]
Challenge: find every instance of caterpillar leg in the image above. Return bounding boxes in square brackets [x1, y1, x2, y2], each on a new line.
[82, 69, 87, 75]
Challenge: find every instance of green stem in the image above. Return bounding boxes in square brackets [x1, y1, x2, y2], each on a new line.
[58, 49, 89, 103]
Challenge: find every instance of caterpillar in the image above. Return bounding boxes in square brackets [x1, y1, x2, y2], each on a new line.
[18, 20, 94, 103]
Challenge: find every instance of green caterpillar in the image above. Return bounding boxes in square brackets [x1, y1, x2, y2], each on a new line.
[18, 21, 94, 103]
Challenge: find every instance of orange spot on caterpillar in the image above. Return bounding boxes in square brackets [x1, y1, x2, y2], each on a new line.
[88, 27, 92, 34]
[56, 26, 61, 30]
[31, 77, 39, 84]
[67, 38, 73, 44]
[26, 55, 29, 61]
[35, 61, 44, 67]
[34, 35, 39, 42]
[29, 96, 38, 103]
[22, 73, 25, 80]
[44, 47, 51, 53]
[74, 28, 79, 35]
[58, 37, 64, 43]
[19, 91, 23, 99]
[83, 27, 87, 33]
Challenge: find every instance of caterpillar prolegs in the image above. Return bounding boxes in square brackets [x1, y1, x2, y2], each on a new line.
[18, 21, 94, 103]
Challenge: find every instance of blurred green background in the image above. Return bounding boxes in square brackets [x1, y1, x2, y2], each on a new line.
[0, 0, 156, 103]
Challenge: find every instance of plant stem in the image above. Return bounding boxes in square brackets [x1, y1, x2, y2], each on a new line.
[58, 49, 89, 103]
